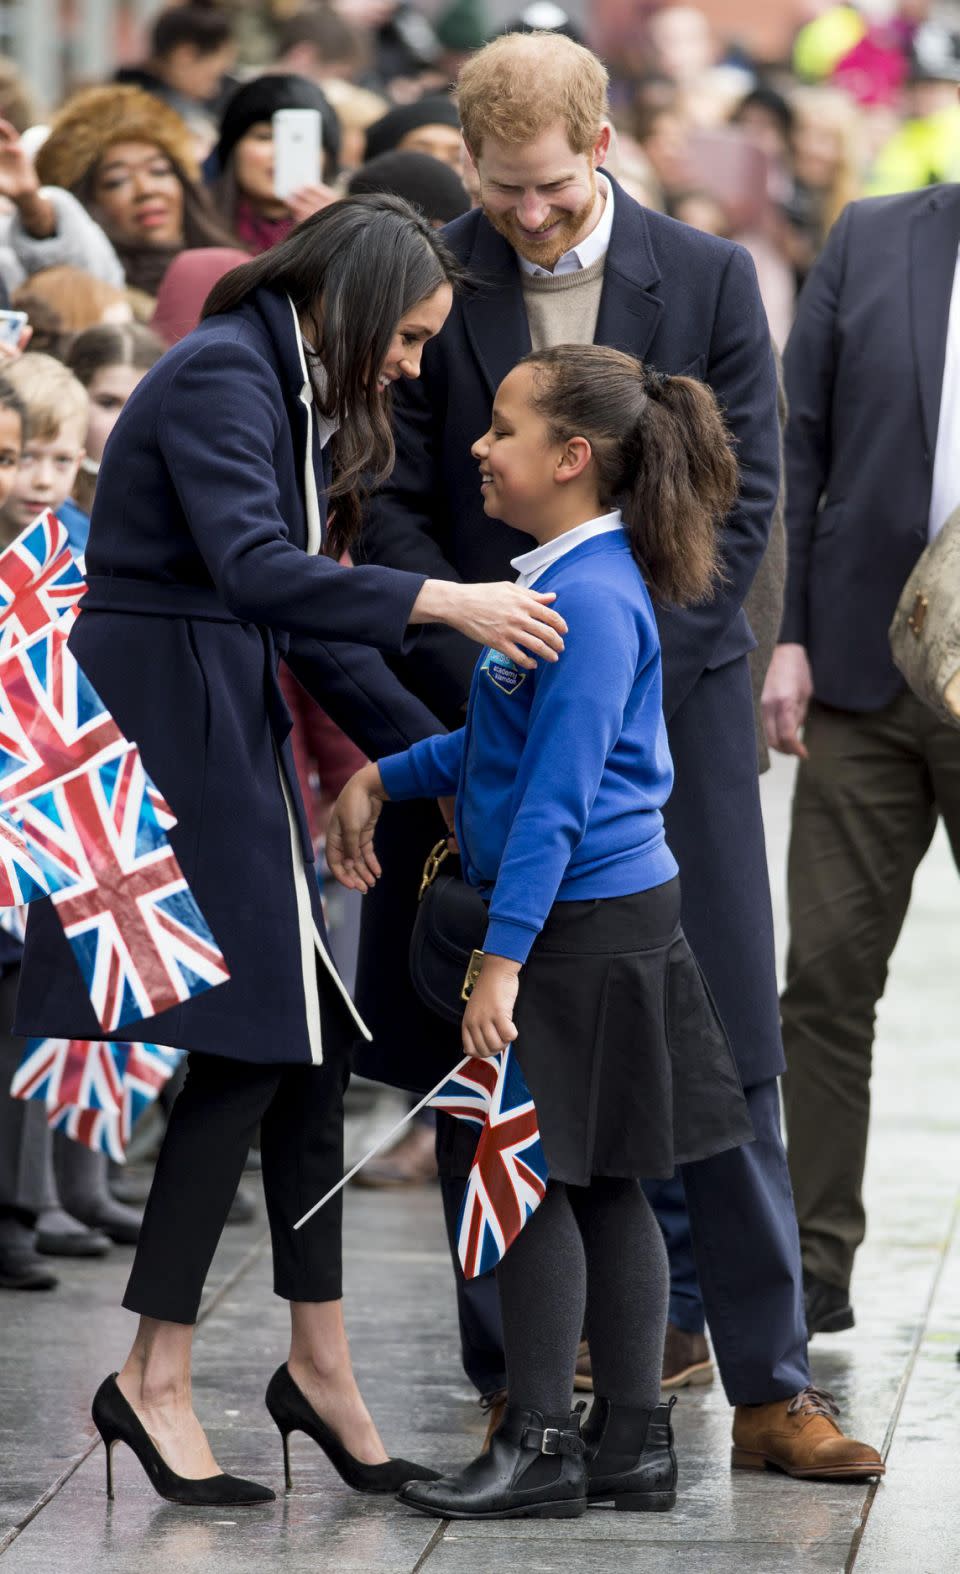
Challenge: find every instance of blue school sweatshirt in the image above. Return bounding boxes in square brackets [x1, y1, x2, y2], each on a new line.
[378, 530, 678, 964]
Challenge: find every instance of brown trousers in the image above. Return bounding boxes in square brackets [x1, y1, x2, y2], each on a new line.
[781, 692, 960, 1292]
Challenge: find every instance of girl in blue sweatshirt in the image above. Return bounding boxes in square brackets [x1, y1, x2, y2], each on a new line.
[329, 345, 753, 1520]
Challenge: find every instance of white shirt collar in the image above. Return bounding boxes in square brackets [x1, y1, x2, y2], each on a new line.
[516, 171, 614, 279]
[510, 510, 624, 587]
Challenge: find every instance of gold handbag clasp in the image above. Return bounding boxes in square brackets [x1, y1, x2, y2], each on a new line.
[461, 949, 485, 1003]
[418, 838, 451, 902]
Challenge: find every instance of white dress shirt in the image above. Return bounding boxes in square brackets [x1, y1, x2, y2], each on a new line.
[928, 243, 960, 541]
[516, 171, 615, 280]
[510, 510, 624, 588]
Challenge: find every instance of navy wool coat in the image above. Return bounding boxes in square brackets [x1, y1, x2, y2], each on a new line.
[355, 180, 786, 1091]
[15, 286, 444, 1065]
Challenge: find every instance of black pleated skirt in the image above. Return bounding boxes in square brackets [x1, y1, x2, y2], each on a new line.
[511, 878, 754, 1186]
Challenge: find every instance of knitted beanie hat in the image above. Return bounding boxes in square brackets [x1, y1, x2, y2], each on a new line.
[214, 73, 341, 176]
[35, 84, 199, 192]
[348, 150, 470, 226]
[435, 0, 491, 53]
[364, 95, 460, 163]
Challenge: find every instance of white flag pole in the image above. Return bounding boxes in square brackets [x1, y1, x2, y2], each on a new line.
[293, 1055, 471, 1231]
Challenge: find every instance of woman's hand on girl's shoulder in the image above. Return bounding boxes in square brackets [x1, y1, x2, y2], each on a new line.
[325, 763, 387, 893]
[410, 579, 567, 671]
[463, 954, 521, 1060]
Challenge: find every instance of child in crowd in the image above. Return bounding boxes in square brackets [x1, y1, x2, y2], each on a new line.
[0, 368, 142, 1283]
[0, 372, 46, 1290]
[65, 323, 165, 517]
[328, 345, 755, 1520]
[0, 352, 90, 553]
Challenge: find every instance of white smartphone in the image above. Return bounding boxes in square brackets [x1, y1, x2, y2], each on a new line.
[0, 309, 28, 348]
[273, 108, 322, 199]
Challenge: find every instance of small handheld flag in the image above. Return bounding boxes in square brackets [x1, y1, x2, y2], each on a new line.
[430, 1046, 548, 1279]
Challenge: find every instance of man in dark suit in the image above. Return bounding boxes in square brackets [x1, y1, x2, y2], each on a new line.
[762, 177, 960, 1337]
[357, 31, 882, 1477]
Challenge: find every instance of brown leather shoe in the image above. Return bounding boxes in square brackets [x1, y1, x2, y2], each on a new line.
[661, 1324, 714, 1389]
[573, 1338, 593, 1393]
[352, 1122, 438, 1188]
[732, 1387, 885, 1481]
[479, 1387, 507, 1453]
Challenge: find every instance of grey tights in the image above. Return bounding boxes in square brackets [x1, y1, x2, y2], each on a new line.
[495, 1176, 669, 1417]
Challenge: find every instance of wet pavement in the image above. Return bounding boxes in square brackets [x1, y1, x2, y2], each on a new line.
[0, 754, 957, 1573]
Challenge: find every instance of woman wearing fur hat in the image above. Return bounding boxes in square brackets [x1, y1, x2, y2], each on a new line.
[34, 84, 237, 298]
[210, 74, 342, 254]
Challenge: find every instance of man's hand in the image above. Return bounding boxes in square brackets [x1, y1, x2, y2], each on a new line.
[462, 954, 520, 1060]
[325, 762, 387, 892]
[761, 643, 814, 759]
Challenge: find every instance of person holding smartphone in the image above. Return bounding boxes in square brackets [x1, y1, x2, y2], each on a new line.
[211, 75, 342, 254]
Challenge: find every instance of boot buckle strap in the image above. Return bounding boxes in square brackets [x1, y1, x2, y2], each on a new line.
[521, 1425, 584, 1457]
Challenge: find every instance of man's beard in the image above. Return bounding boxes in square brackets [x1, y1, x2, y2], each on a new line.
[483, 171, 599, 271]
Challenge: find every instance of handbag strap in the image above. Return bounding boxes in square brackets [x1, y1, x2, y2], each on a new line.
[418, 838, 452, 902]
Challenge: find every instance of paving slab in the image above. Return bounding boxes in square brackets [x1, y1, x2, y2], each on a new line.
[0, 756, 957, 1573]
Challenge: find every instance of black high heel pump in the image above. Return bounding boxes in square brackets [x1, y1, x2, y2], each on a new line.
[264, 1364, 440, 1494]
[91, 1374, 275, 1506]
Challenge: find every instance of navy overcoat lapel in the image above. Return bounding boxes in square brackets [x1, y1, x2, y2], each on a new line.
[909, 185, 960, 457]
[243, 287, 330, 542]
[593, 179, 663, 359]
[462, 222, 532, 398]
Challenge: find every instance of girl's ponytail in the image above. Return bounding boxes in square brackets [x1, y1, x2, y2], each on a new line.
[625, 366, 737, 605]
[521, 346, 739, 607]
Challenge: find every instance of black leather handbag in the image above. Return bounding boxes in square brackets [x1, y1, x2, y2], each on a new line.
[409, 840, 487, 1024]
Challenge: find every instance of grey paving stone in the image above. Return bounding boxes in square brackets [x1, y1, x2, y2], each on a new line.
[0, 757, 956, 1574]
[422, 1535, 852, 1574]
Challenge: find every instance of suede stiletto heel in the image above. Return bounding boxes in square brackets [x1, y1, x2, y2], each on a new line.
[91, 1374, 275, 1506]
[264, 1364, 440, 1494]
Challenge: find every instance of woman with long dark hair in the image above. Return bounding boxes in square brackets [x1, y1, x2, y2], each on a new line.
[15, 194, 567, 1509]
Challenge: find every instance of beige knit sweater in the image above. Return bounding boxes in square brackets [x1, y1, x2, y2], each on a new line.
[521, 253, 607, 351]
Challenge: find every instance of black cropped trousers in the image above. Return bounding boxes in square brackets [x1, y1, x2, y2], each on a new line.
[123, 1030, 351, 1325]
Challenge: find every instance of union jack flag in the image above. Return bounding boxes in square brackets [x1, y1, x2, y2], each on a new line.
[15, 748, 228, 1031]
[430, 1047, 548, 1279]
[10, 1036, 129, 1112]
[48, 1043, 182, 1161]
[0, 811, 48, 904]
[0, 511, 86, 653]
[0, 624, 126, 808]
[49, 1103, 126, 1162]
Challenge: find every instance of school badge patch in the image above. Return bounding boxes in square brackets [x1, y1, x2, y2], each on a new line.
[481, 648, 527, 695]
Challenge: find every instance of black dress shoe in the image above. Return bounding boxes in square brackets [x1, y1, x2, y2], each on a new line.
[582, 1396, 677, 1511]
[803, 1271, 855, 1335]
[265, 1364, 439, 1494]
[92, 1375, 275, 1506]
[0, 1244, 58, 1291]
[36, 1225, 111, 1258]
[398, 1406, 587, 1520]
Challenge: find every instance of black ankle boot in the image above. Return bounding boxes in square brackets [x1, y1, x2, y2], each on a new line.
[581, 1395, 677, 1511]
[398, 1406, 588, 1520]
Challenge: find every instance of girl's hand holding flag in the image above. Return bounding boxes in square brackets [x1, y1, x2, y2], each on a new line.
[462, 953, 520, 1060]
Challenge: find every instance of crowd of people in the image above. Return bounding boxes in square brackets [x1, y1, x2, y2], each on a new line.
[0, 0, 957, 1529]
